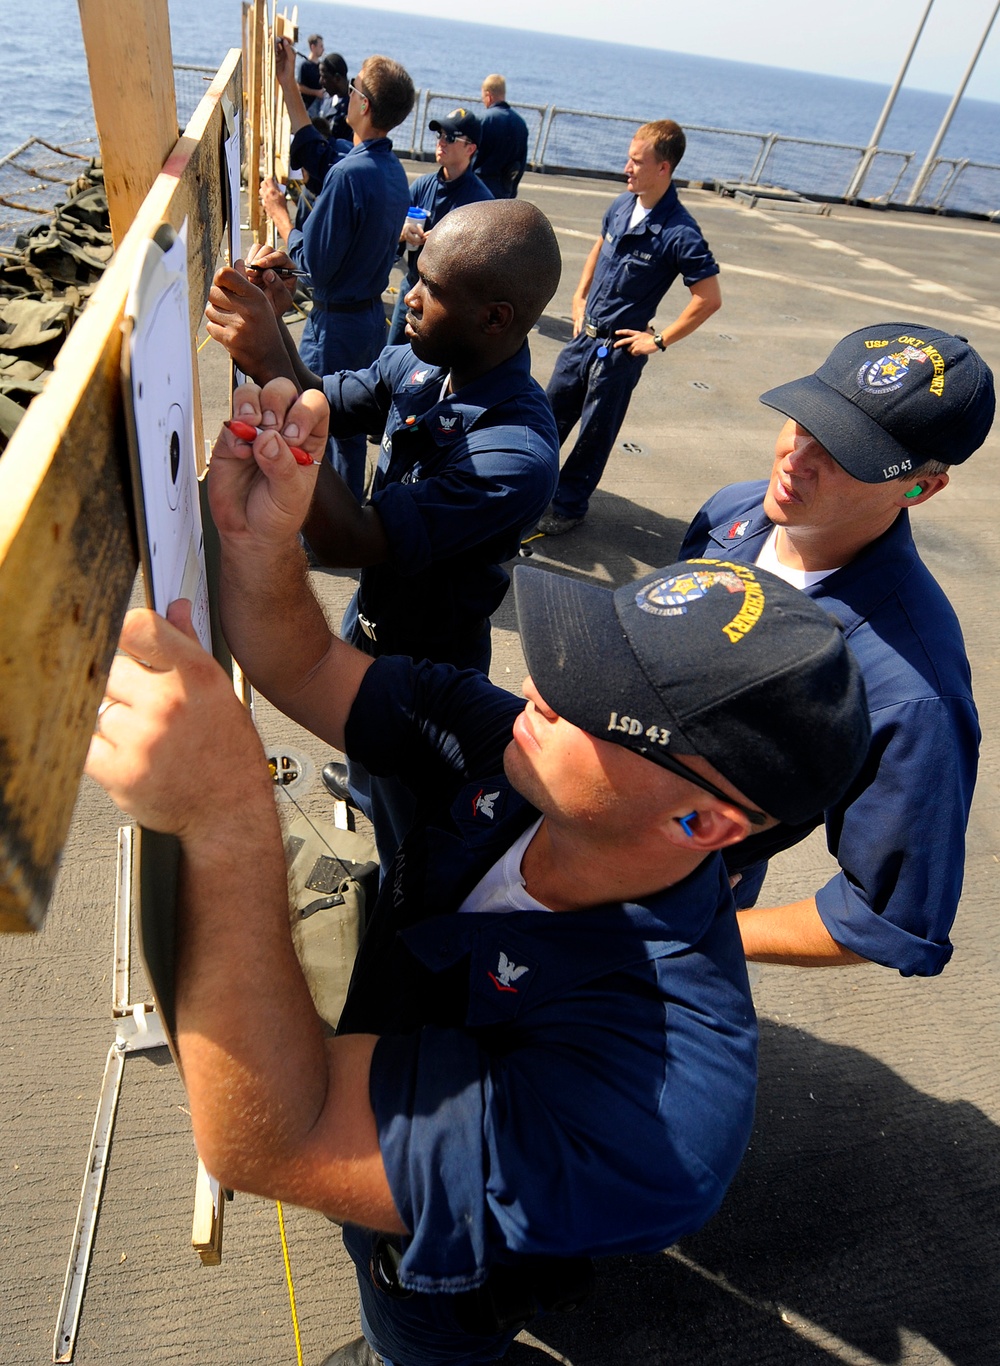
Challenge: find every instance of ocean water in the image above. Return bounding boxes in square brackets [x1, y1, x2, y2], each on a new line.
[1, 0, 998, 198]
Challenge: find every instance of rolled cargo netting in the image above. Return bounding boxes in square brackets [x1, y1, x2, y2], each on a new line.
[0, 153, 111, 456]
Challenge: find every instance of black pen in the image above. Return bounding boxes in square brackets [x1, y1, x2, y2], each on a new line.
[246, 262, 310, 280]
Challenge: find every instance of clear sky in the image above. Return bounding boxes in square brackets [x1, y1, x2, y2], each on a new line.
[348, 0, 1000, 100]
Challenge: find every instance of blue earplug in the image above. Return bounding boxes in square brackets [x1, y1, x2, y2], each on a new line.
[678, 812, 698, 837]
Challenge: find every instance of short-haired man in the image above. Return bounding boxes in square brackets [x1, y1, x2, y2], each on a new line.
[296, 32, 325, 112]
[86, 388, 869, 1365]
[287, 56, 355, 213]
[475, 73, 529, 198]
[539, 120, 722, 536]
[206, 200, 562, 865]
[315, 52, 352, 142]
[261, 40, 414, 500]
[680, 323, 995, 976]
[385, 107, 493, 347]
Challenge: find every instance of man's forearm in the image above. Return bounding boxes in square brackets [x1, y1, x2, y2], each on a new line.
[175, 818, 401, 1228]
[277, 314, 323, 391]
[175, 777, 333, 1193]
[737, 897, 868, 967]
[571, 238, 602, 333]
[219, 538, 332, 720]
[303, 462, 390, 567]
[242, 313, 319, 393]
[574, 238, 601, 302]
[656, 275, 722, 349]
[86, 598, 396, 1224]
[218, 536, 372, 748]
[278, 64, 315, 133]
[266, 198, 294, 247]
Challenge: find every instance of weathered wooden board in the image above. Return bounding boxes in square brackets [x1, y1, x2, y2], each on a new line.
[78, 0, 180, 247]
[247, 0, 266, 240]
[0, 48, 243, 931]
[273, 11, 297, 186]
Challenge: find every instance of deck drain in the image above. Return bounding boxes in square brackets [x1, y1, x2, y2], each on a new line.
[620, 440, 644, 454]
[266, 747, 314, 796]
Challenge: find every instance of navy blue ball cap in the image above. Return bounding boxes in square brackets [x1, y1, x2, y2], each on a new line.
[428, 107, 482, 143]
[513, 560, 871, 826]
[759, 322, 995, 483]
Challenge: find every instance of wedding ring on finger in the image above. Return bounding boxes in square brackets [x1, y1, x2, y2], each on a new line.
[94, 697, 121, 737]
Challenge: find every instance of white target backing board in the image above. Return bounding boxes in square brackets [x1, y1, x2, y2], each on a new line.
[122, 219, 211, 651]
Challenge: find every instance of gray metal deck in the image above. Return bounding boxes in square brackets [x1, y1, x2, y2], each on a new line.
[2, 166, 999, 1366]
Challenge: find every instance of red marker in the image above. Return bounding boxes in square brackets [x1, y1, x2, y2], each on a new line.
[223, 419, 319, 466]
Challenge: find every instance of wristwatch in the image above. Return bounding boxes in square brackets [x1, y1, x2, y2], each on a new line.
[653, 332, 667, 352]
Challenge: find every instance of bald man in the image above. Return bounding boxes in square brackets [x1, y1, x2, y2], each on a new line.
[206, 199, 562, 862]
[476, 73, 529, 198]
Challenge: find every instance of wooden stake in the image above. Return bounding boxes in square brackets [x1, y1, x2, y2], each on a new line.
[76, 0, 180, 246]
[247, 0, 266, 241]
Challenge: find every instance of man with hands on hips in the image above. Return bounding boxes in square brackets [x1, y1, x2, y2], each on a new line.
[86, 377, 870, 1364]
[539, 119, 721, 537]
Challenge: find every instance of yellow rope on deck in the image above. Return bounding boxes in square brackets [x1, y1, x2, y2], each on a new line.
[276, 1200, 304, 1366]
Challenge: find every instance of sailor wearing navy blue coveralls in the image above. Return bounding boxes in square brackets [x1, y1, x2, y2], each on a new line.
[680, 323, 995, 976]
[204, 201, 562, 869]
[539, 120, 722, 536]
[313, 337, 554, 674]
[261, 40, 415, 500]
[475, 75, 529, 198]
[287, 55, 354, 200]
[296, 33, 325, 112]
[315, 53, 353, 142]
[85, 378, 870, 1365]
[385, 107, 493, 348]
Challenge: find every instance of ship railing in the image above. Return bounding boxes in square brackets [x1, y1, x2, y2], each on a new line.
[405, 96, 928, 209]
[537, 107, 771, 188]
[3, 70, 995, 248]
[537, 114, 915, 206]
[0, 136, 97, 249]
[175, 71, 1000, 220]
[913, 157, 1000, 217]
[753, 133, 913, 203]
[173, 62, 218, 125]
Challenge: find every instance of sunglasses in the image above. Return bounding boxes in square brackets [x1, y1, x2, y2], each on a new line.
[435, 131, 471, 145]
[349, 81, 368, 103]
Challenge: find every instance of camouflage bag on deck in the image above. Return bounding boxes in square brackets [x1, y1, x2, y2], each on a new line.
[284, 812, 379, 1031]
[0, 160, 111, 455]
